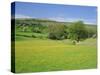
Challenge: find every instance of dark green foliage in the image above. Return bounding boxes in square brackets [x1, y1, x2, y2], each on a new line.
[86, 27, 97, 38]
[68, 21, 88, 42]
[15, 19, 97, 42]
[30, 23, 42, 33]
[48, 24, 67, 40]
[32, 34, 36, 38]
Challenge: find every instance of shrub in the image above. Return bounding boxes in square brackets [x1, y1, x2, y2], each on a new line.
[32, 34, 36, 38]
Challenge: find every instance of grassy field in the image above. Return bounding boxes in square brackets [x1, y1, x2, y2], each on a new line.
[15, 36, 97, 73]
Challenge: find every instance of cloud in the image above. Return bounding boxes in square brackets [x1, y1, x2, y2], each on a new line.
[49, 17, 67, 22]
[15, 14, 32, 19]
[48, 17, 96, 24]
[48, 17, 82, 22]
[12, 14, 96, 25]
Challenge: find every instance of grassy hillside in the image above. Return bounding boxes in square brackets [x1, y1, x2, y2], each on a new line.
[14, 18, 97, 73]
[15, 35, 97, 73]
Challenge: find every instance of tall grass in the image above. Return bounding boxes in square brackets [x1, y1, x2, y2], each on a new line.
[15, 38, 97, 73]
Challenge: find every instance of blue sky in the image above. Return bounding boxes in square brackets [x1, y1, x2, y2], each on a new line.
[13, 2, 97, 24]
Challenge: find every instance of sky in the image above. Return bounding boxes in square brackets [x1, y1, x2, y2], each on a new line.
[12, 2, 97, 24]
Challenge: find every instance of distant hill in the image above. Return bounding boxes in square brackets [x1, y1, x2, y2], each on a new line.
[15, 18, 97, 26]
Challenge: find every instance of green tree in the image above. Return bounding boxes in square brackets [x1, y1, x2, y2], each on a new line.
[87, 27, 97, 38]
[48, 24, 66, 40]
[68, 21, 87, 43]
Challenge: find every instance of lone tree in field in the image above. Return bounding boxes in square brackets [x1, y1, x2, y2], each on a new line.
[68, 21, 87, 44]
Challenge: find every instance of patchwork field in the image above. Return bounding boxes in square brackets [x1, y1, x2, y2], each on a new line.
[15, 37, 97, 73]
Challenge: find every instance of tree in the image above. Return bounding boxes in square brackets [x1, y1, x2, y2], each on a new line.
[31, 22, 43, 33]
[68, 21, 87, 43]
[86, 27, 97, 38]
[48, 24, 66, 40]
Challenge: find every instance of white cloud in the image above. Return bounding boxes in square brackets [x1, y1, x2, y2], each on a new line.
[49, 17, 67, 22]
[15, 14, 32, 19]
[48, 17, 83, 22]
[12, 14, 96, 25]
[48, 17, 96, 24]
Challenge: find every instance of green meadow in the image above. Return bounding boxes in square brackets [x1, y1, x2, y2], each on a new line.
[13, 19, 97, 73]
[15, 36, 97, 73]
